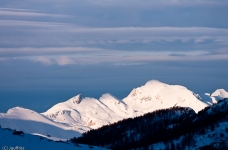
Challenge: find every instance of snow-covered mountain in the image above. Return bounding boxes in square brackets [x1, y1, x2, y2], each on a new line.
[42, 94, 136, 130]
[0, 80, 226, 141]
[0, 94, 136, 140]
[0, 107, 86, 140]
[123, 80, 207, 113]
[201, 89, 228, 105]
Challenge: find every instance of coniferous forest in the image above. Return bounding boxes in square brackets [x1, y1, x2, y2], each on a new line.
[71, 98, 228, 149]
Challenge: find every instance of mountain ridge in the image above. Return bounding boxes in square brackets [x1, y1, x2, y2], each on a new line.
[0, 80, 227, 140]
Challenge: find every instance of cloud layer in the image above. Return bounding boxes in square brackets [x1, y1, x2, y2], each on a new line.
[0, 20, 228, 65]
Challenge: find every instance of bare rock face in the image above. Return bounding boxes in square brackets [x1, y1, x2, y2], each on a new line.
[72, 94, 82, 104]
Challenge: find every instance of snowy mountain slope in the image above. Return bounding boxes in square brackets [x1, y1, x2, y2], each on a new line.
[123, 80, 208, 113]
[0, 127, 107, 150]
[150, 121, 228, 150]
[42, 94, 136, 130]
[211, 89, 228, 98]
[211, 89, 228, 102]
[0, 107, 86, 140]
[75, 97, 228, 149]
[201, 89, 228, 105]
[149, 98, 228, 150]
[0, 94, 136, 140]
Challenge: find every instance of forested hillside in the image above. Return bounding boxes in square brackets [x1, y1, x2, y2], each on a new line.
[72, 99, 228, 149]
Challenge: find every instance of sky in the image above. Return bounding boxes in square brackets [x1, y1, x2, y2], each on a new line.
[0, 0, 228, 113]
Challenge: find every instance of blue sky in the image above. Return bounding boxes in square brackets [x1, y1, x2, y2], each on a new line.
[0, 0, 228, 112]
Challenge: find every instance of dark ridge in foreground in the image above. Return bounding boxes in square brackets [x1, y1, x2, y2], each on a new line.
[71, 99, 228, 149]
[72, 107, 195, 149]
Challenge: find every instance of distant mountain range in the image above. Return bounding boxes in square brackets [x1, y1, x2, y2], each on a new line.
[0, 80, 227, 142]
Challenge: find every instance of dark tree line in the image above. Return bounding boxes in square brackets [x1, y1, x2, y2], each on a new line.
[71, 98, 228, 149]
[71, 107, 195, 149]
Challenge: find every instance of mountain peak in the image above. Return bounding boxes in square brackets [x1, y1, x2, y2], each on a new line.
[144, 80, 168, 88]
[99, 93, 124, 107]
[6, 106, 30, 114]
[123, 80, 207, 113]
[145, 79, 165, 85]
[69, 94, 83, 104]
[99, 93, 120, 102]
[201, 89, 228, 104]
[211, 89, 228, 98]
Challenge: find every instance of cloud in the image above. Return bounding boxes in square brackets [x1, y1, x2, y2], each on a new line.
[50, 0, 228, 7]
[169, 53, 187, 56]
[1, 21, 228, 48]
[194, 36, 213, 43]
[1, 24, 227, 63]
[115, 54, 228, 62]
[0, 8, 70, 18]
[2, 50, 228, 67]
[0, 47, 104, 57]
[36, 56, 53, 65]
[211, 48, 228, 54]
[9, 0, 228, 6]
[169, 51, 210, 56]
[56, 56, 75, 66]
[0, 21, 228, 65]
[113, 62, 145, 66]
[0, 20, 68, 27]
[36, 50, 227, 65]
[1, 0, 228, 30]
